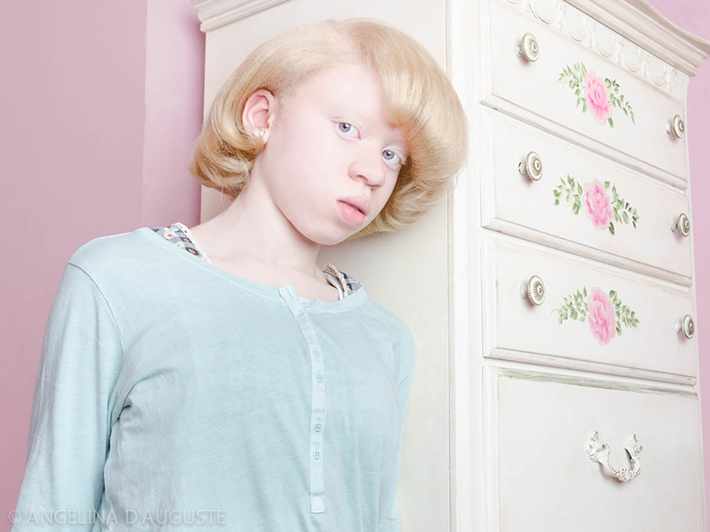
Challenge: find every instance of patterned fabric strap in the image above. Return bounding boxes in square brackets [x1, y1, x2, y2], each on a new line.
[151, 222, 362, 298]
[151, 223, 209, 262]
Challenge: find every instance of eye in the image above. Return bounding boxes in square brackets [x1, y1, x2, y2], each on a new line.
[383, 149, 403, 166]
[337, 122, 359, 137]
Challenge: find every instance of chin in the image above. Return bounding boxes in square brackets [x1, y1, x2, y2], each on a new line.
[315, 231, 352, 247]
[303, 224, 357, 246]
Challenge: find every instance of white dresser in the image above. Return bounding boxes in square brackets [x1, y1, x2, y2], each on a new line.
[192, 0, 710, 530]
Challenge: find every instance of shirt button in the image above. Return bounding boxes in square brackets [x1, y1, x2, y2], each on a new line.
[313, 449, 321, 460]
[311, 495, 325, 513]
[314, 423, 323, 432]
[316, 373, 323, 382]
[313, 348, 320, 358]
[297, 309, 306, 319]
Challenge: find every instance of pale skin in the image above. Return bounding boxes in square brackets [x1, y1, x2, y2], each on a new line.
[188, 62, 410, 302]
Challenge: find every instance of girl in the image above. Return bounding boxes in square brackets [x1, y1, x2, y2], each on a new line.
[12, 17, 468, 532]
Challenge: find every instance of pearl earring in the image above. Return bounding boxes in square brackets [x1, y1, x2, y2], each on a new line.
[251, 127, 266, 138]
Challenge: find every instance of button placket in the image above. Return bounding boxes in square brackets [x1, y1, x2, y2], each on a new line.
[278, 285, 328, 514]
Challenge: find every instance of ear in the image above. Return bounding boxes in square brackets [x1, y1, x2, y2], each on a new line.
[242, 88, 276, 141]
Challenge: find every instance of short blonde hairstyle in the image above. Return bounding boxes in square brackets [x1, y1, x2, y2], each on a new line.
[188, 18, 469, 241]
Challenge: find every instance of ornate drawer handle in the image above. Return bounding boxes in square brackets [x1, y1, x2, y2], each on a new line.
[671, 212, 690, 237]
[518, 151, 543, 181]
[586, 430, 642, 482]
[666, 114, 685, 139]
[515, 32, 540, 62]
[675, 314, 695, 339]
[520, 275, 545, 305]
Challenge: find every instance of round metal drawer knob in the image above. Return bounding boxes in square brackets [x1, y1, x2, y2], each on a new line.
[675, 314, 695, 339]
[518, 151, 543, 181]
[666, 114, 685, 139]
[516, 32, 540, 62]
[671, 212, 690, 237]
[520, 275, 545, 306]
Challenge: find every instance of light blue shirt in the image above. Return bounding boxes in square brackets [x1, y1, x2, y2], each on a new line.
[11, 226, 417, 532]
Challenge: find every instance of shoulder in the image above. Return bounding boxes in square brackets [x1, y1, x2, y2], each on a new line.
[359, 295, 416, 376]
[65, 227, 171, 300]
[68, 227, 153, 275]
[360, 295, 415, 346]
[61, 226, 195, 328]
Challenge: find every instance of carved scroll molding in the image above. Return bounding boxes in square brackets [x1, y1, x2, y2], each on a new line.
[499, 0, 710, 98]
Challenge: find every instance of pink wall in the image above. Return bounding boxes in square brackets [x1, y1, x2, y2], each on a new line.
[1, 0, 709, 529]
[645, 0, 710, 521]
[1, 2, 147, 521]
[143, 0, 205, 227]
[0, 1, 204, 529]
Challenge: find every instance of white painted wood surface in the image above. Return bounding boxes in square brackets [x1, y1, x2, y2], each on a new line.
[482, 233, 698, 383]
[482, 0, 689, 185]
[484, 366, 705, 531]
[480, 109, 693, 285]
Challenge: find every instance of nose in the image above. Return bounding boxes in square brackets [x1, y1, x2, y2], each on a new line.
[348, 143, 387, 188]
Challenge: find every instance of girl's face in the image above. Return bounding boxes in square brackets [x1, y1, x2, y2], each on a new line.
[251, 63, 410, 246]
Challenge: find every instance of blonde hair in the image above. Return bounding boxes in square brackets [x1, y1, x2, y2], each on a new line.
[188, 18, 469, 241]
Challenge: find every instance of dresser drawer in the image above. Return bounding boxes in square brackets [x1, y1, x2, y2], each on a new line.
[484, 367, 705, 531]
[481, 109, 693, 286]
[481, 0, 689, 186]
[482, 234, 698, 384]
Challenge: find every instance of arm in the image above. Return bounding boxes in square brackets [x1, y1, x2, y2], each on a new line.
[380, 324, 417, 532]
[11, 263, 125, 531]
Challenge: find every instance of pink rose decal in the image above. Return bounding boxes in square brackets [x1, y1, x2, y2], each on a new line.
[553, 284, 637, 343]
[583, 178, 613, 231]
[584, 71, 611, 124]
[587, 287, 616, 346]
[553, 174, 638, 236]
[559, 62, 635, 127]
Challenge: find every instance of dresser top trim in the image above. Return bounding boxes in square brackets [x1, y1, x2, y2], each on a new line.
[565, 0, 710, 76]
[191, 0, 709, 76]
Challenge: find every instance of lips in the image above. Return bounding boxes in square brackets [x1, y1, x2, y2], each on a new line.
[336, 200, 367, 227]
[338, 195, 370, 217]
[343, 202, 364, 215]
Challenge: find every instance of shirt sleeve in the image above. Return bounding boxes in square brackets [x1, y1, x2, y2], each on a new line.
[380, 323, 417, 532]
[11, 262, 125, 531]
